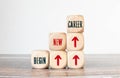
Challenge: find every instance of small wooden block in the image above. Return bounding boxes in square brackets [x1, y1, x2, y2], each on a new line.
[49, 32, 66, 51]
[67, 15, 84, 33]
[67, 51, 84, 68]
[31, 50, 49, 68]
[50, 51, 67, 69]
[67, 33, 84, 51]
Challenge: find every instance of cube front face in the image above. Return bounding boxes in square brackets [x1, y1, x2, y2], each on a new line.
[31, 50, 49, 68]
[49, 33, 66, 51]
[67, 51, 84, 68]
[67, 33, 84, 51]
[50, 51, 67, 69]
[67, 15, 84, 33]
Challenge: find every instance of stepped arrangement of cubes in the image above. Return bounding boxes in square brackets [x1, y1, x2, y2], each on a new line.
[31, 15, 84, 69]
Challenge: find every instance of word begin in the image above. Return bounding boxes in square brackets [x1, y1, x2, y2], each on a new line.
[34, 57, 46, 64]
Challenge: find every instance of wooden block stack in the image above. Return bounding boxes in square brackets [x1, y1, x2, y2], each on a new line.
[31, 15, 84, 69]
[49, 33, 67, 69]
[67, 15, 84, 68]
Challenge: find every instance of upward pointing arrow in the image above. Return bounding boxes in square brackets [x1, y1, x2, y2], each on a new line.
[73, 55, 80, 65]
[55, 55, 62, 66]
[72, 36, 79, 47]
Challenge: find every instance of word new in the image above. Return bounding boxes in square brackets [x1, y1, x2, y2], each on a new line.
[53, 39, 62, 46]
[68, 21, 82, 28]
[34, 57, 46, 64]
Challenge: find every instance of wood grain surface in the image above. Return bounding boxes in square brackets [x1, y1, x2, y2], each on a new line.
[0, 54, 120, 78]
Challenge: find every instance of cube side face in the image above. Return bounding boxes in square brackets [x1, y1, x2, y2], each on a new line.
[67, 15, 84, 33]
[49, 33, 66, 51]
[31, 50, 49, 68]
[67, 33, 84, 51]
[67, 51, 84, 68]
[50, 51, 67, 69]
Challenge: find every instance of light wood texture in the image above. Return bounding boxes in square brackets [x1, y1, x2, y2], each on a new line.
[67, 51, 84, 68]
[31, 50, 49, 68]
[67, 33, 84, 50]
[49, 32, 66, 51]
[67, 15, 84, 33]
[50, 51, 67, 69]
[0, 54, 120, 78]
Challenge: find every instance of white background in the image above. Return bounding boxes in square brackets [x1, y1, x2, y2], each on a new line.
[0, 0, 120, 54]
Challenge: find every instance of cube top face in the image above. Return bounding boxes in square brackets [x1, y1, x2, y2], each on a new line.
[49, 32, 66, 51]
[67, 33, 84, 51]
[67, 15, 84, 33]
[67, 51, 84, 68]
[31, 50, 49, 68]
[50, 51, 67, 69]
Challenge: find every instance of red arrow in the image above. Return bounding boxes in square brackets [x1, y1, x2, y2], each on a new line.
[73, 55, 80, 65]
[55, 55, 62, 66]
[72, 36, 79, 47]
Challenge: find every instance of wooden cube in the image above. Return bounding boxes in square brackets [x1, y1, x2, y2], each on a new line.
[67, 33, 84, 51]
[67, 51, 84, 68]
[67, 15, 84, 33]
[50, 51, 67, 69]
[49, 32, 66, 51]
[31, 50, 49, 68]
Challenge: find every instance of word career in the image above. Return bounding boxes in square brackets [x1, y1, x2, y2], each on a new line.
[68, 21, 82, 28]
